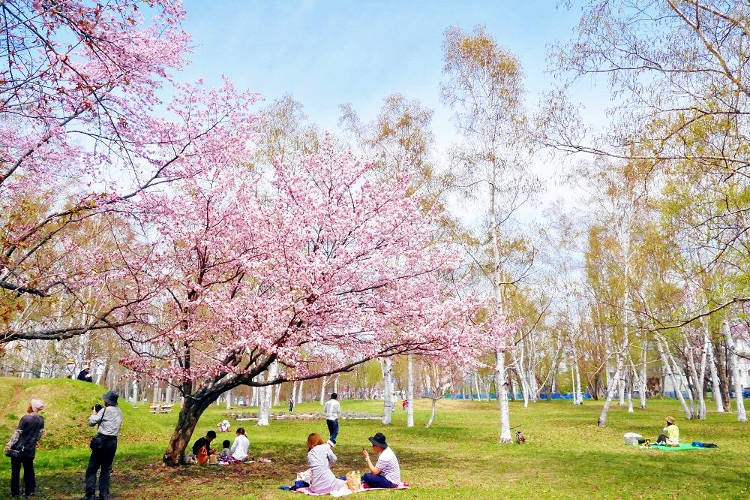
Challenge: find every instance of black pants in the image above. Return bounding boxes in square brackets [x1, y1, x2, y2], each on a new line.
[10, 456, 35, 497]
[85, 435, 117, 499]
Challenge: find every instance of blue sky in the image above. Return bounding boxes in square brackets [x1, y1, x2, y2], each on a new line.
[177, 1, 611, 232]
[180, 1, 607, 138]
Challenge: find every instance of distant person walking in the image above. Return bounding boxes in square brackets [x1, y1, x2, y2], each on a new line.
[289, 397, 295, 413]
[77, 367, 93, 382]
[5, 399, 45, 498]
[323, 393, 341, 446]
[84, 391, 123, 500]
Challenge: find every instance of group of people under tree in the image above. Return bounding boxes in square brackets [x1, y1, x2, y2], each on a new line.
[190, 427, 250, 465]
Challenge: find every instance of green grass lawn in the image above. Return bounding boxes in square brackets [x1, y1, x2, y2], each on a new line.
[0, 377, 748, 499]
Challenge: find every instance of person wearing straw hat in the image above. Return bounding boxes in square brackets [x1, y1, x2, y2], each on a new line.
[360, 432, 401, 489]
[656, 416, 679, 446]
[83, 391, 123, 500]
[5, 399, 45, 498]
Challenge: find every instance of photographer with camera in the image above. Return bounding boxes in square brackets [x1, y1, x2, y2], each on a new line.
[5, 399, 44, 498]
[83, 391, 122, 500]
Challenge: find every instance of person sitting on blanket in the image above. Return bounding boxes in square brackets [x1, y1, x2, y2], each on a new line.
[231, 427, 250, 461]
[192, 430, 217, 463]
[219, 440, 231, 458]
[360, 432, 401, 489]
[306, 433, 346, 494]
[655, 416, 679, 446]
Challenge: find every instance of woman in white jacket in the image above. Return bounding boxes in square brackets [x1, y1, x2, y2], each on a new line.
[306, 433, 345, 494]
[230, 427, 249, 461]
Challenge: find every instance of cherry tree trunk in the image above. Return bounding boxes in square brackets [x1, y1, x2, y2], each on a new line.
[495, 350, 512, 443]
[407, 354, 414, 427]
[163, 393, 218, 465]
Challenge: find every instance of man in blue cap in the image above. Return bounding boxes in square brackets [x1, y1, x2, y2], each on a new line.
[83, 391, 123, 500]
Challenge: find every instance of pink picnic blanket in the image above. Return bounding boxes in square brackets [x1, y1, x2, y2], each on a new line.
[293, 483, 410, 497]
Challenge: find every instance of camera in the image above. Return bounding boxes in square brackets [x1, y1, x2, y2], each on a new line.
[93, 403, 103, 412]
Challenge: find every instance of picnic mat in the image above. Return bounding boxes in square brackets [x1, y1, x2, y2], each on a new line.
[644, 443, 707, 451]
[292, 483, 410, 497]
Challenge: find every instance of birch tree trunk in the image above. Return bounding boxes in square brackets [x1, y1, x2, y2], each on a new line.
[319, 376, 328, 405]
[655, 335, 693, 419]
[597, 338, 627, 427]
[724, 320, 747, 422]
[407, 354, 414, 427]
[627, 370, 634, 413]
[273, 383, 281, 407]
[225, 389, 232, 410]
[426, 398, 437, 428]
[495, 350, 512, 443]
[639, 340, 648, 409]
[165, 382, 174, 405]
[258, 363, 278, 426]
[297, 380, 304, 404]
[705, 332, 724, 412]
[382, 358, 393, 425]
[685, 338, 705, 419]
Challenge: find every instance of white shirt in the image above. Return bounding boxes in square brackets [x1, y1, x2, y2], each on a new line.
[307, 444, 345, 494]
[375, 447, 401, 484]
[231, 434, 249, 460]
[324, 399, 341, 420]
[88, 406, 123, 437]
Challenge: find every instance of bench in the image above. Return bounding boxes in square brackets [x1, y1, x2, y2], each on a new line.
[149, 404, 174, 414]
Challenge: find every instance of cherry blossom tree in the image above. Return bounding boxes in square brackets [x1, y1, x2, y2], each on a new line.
[0, 1, 259, 343]
[110, 140, 513, 465]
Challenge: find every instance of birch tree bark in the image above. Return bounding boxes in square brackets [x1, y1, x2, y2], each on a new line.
[495, 350, 512, 442]
[407, 355, 414, 427]
[724, 320, 747, 422]
[382, 358, 394, 425]
[655, 334, 693, 419]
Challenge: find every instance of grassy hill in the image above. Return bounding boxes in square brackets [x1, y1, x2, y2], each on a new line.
[0, 377, 748, 499]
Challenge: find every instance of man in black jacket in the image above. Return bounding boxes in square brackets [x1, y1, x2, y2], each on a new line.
[191, 430, 217, 459]
[77, 367, 93, 382]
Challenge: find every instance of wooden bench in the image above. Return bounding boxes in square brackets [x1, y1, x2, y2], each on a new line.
[149, 404, 174, 414]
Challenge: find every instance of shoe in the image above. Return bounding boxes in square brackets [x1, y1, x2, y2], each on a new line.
[327, 440, 336, 447]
